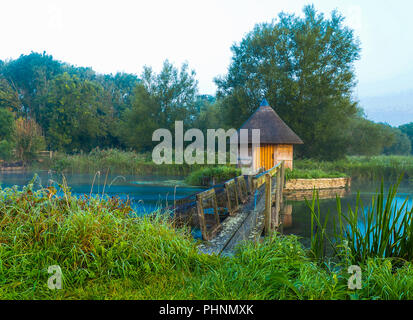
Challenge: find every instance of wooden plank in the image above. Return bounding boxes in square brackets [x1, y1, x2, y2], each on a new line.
[264, 173, 272, 236]
[236, 175, 248, 204]
[280, 161, 285, 205]
[225, 179, 240, 216]
[196, 188, 222, 241]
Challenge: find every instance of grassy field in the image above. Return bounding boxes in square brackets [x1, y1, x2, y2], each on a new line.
[295, 155, 413, 182]
[285, 168, 347, 181]
[36, 149, 206, 176]
[1, 182, 413, 300]
[185, 166, 241, 186]
[32, 150, 413, 184]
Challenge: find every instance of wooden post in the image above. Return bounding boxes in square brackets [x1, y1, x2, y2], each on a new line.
[274, 168, 281, 229]
[264, 173, 272, 236]
[225, 179, 240, 216]
[280, 161, 285, 204]
[196, 189, 222, 241]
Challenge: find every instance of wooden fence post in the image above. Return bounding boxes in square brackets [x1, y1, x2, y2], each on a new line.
[196, 189, 222, 241]
[264, 173, 272, 236]
[274, 168, 281, 229]
[280, 161, 285, 204]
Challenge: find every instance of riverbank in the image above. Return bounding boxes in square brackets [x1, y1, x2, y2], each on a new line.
[1, 184, 413, 300]
[295, 155, 413, 182]
[29, 151, 413, 184]
[33, 149, 205, 176]
[30, 149, 241, 186]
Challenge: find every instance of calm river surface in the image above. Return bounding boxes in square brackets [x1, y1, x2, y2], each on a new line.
[1, 171, 412, 245]
[0, 171, 204, 214]
[282, 180, 413, 247]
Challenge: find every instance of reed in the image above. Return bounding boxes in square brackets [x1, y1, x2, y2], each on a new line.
[2, 179, 413, 299]
[308, 176, 413, 264]
[296, 155, 413, 182]
[185, 166, 241, 186]
[286, 168, 347, 181]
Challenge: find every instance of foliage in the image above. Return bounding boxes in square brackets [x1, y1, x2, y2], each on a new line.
[14, 118, 45, 163]
[0, 108, 15, 161]
[400, 122, 413, 154]
[295, 156, 413, 182]
[347, 118, 410, 156]
[285, 168, 347, 181]
[2, 183, 413, 299]
[347, 118, 396, 156]
[41, 72, 105, 152]
[383, 126, 411, 156]
[0, 52, 62, 119]
[45, 148, 203, 176]
[0, 76, 20, 113]
[215, 5, 361, 160]
[185, 166, 241, 186]
[308, 178, 413, 264]
[121, 60, 198, 151]
[0, 52, 140, 152]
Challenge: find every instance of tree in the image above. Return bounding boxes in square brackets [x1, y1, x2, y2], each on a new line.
[193, 98, 227, 133]
[1, 52, 62, 119]
[0, 76, 20, 113]
[347, 118, 396, 156]
[121, 84, 161, 151]
[383, 126, 411, 155]
[0, 108, 15, 161]
[215, 5, 360, 160]
[14, 118, 45, 163]
[41, 73, 104, 152]
[400, 123, 413, 154]
[121, 60, 199, 151]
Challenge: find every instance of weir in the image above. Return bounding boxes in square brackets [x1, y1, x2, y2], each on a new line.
[171, 161, 286, 255]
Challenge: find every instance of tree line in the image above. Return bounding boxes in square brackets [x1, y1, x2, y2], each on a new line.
[0, 5, 411, 163]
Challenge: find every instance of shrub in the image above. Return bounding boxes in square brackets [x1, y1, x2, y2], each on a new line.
[185, 166, 241, 186]
[285, 168, 347, 181]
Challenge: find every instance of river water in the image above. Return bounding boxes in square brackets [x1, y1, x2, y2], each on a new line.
[0, 171, 204, 214]
[1, 171, 412, 245]
[282, 180, 413, 247]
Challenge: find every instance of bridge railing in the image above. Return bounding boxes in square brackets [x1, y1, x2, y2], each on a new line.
[171, 161, 285, 241]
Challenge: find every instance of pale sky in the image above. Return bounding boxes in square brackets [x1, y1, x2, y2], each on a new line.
[1, 0, 413, 100]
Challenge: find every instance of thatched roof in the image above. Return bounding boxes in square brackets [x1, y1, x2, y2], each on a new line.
[232, 99, 303, 145]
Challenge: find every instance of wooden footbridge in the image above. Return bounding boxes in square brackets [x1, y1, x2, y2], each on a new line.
[171, 161, 286, 255]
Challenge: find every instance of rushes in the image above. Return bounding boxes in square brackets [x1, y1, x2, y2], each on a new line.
[185, 166, 241, 186]
[286, 168, 347, 181]
[296, 155, 413, 182]
[308, 176, 413, 264]
[3, 181, 413, 299]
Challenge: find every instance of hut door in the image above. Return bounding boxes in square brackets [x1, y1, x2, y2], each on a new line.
[259, 144, 275, 171]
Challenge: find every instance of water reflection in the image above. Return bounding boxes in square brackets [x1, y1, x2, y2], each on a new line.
[281, 181, 413, 248]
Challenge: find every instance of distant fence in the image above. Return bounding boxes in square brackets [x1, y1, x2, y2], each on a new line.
[171, 161, 285, 241]
[37, 151, 54, 160]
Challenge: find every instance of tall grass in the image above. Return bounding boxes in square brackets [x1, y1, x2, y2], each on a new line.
[185, 166, 241, 186]
[285, 168, 347, 181]
[3, 179, 413, 299]
[37, 149, 240, 177]
[296, 155, 413, 182]
[308, 177, 413, 264]
[40, 149, 206, 176]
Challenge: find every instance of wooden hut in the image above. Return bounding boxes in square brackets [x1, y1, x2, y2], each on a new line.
[234, 99, 303, 172]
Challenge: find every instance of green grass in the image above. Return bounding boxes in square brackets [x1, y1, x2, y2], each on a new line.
[2, 181, 413, 299]
[307, 177, 413, 265]
[35, 148, 206, 176]
[34, 150, 413, 183]
[296, 155, 413, 182]
[285, 168, 347, 181]
[185, 166, 241, 186]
